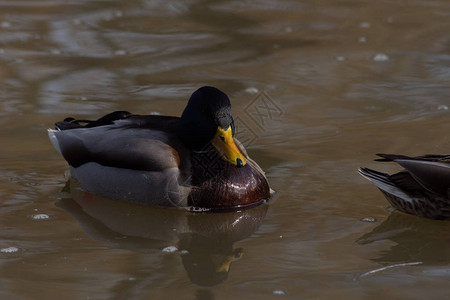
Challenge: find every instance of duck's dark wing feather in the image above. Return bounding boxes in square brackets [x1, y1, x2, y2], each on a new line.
[55, 111, 133, 130]
[375, 153, 450, 197]
[358, 168, 426, 200]
[375, 153, 450, 162]
[50, 115, 185, 172]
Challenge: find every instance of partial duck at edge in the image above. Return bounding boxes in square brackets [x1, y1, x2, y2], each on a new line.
[359, 153, 450, 220]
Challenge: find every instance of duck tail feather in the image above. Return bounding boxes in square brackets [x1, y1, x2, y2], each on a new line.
[358, 167, 392, 185]
[47, 129, 62, 154]
[359, 167, 415, 202]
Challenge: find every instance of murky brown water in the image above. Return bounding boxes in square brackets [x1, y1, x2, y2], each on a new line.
[1, 0, 450, 299]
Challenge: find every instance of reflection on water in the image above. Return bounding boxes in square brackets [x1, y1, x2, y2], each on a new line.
[357, 212, 450, 265]
[58, 180, 268, 287]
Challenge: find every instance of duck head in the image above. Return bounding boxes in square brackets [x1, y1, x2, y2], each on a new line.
[178, 86, 247, 167]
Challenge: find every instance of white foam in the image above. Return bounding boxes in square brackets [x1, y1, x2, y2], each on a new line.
[245, 87, 259, 94]
[32, 214, 50, 220]
[273, 290, 286, 295]
[373, 53, 389, 62]
[1, 247, 19, 253]
[162, 246, 178, 253]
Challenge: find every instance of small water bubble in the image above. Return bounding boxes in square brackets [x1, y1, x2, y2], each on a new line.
[284, 26, 292, 33]
[128, 277, 136, 281]
[373, 53, 389, 62]
[361, 217, 376, 222]
[437, 105, 448, 111]
[359, 22, 371, 29]
[358, 37, 367, 43]
[245, 87, 259, 94]
[32, 214, 50, 220]
[1, 247, 19, 253]
[114, 49, 127, 56]
[0, 49, 4, 54]
[162, 246, 178, 253]
[365, 105, 379, 111]
[336, 56, 346, 62]
[273, 290, 286, 295]
[115, 10, 123, 17]
[180, 250, 189, 255]
[1, 21, 11, 28]
[387, 17, 394, 23]
[50, 49, 61, 55]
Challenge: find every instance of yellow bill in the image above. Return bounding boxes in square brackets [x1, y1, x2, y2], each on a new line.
[212, 126, 247, 167]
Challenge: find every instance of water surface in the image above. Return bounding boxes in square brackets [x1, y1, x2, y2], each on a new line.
[1, 0, 450, 299]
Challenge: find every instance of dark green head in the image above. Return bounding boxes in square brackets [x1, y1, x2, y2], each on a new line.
[178, 86, 246, 167]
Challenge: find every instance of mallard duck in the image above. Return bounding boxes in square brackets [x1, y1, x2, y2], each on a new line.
[359, 153, 450, 220]
[48, 86, 270, 210]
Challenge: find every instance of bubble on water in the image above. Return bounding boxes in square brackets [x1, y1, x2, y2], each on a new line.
[336, 56, 346, 62]
[115, 10, 123, 17]
[284, 26, 292, 33]
[1, 21, 11, 28]
[0, 49, 4, 54]
[365, 105, 380, 111]
[180, 250, 189, 255]
[162, 246, 178, 253]
[1, 247, 19, 253]
[114, 50, 127, 56]
[361, 217, 376, 222]
[360, 22, 371, 29]
[358, 37, 367, 43]
[437, 105, 448, 111]
[245, 87, 259, 94]
[32, 214, 50, 220]
[72, 19, 82, 25]
[273, 290, 286, 295]
[373, 53, 389, 62]
[50, 49, 61, 55]
[387, 17, 394, 23]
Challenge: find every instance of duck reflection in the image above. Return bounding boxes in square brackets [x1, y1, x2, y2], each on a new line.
[357, 212, 450, 264]
[56, 179, 268, 286]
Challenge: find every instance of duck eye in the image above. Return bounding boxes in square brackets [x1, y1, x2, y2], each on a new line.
[220, 136, 225, 142]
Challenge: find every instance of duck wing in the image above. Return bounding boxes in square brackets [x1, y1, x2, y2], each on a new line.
[375, 153, 450, 197]
[49, 114, 184, 172]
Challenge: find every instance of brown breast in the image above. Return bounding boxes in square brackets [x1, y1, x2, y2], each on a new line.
[187, 163, 270, 209]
